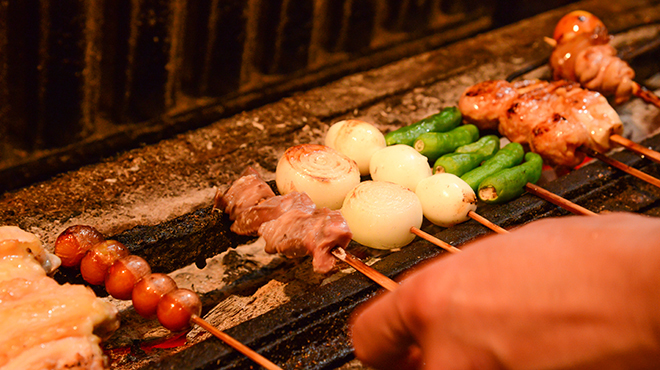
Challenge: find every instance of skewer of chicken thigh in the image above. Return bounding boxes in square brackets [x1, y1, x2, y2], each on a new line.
[459, 79, 660, 189]
[545, 10, 660, 164]
[548, 10, 660, 109]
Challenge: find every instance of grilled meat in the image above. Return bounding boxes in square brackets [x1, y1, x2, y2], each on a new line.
[458, 79, 622, 167]
[260, 207, 352, 274]
[0, 227, 118, 370]
[218, 169, 353, 273]
[231, 191, 316, 236]
[214, 167, 275, 220]
[550, 18, 635, 104]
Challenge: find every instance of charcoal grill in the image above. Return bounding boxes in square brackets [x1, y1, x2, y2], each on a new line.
[1, 0, 660, 369]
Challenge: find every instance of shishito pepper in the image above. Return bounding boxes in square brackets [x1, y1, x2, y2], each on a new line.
[433, 135, 500, 176]
[478, 152, 543, 204]
[413, 124, 479, 162]
[384, 107, 462, 146]
[460, 142, 525, 192]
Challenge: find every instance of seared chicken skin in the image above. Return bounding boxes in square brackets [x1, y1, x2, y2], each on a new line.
[458, 79, 623, 167]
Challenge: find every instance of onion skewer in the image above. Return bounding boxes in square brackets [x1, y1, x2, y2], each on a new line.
[467, 211, 508, 234]
[524, 182, 597, 216]
[331, 247, 399, 291]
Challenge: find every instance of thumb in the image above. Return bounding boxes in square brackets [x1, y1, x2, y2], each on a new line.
[350, 291, 422, 370]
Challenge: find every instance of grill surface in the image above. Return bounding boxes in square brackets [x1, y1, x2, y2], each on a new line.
[1, 0, 660, 369]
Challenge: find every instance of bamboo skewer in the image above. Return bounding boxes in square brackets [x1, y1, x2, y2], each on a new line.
[524, 183, 597, 216]
[580, 147, 660, 189]
[544, 37, 660, 111]
[610, 134, 660, 165]
[331, 247, 400, 292]
[467, 211, 508, 234]
[410, 227, 461, 253]
[631, 82, 660, 110]
[191, 315, 283, 370]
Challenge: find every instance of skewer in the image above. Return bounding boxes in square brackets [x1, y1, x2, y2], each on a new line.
[610, 134, 660, 165]
[410, 227, 461, 253]
[467, 211, 508, 234]
[191, 315, 283, 370]
[331, 247, 399, 292]
[631, 82, 660, 110]
[580, 147, 660, 189]
[544, 31, 660, 110]
[524, 182, 597, 216]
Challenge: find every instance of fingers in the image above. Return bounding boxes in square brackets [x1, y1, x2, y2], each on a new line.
[350, 291, 422, 370]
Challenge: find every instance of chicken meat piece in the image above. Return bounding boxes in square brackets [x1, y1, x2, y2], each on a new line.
[0, 226, 61, 275]
[556, 83, 623, 153]
[499, 82, 561, 144]
[550, 26, 635, 104]
[458, 80, 519, 130]
[231, 191, 316, 236]
[214, 166, 275, 220]
[529, 113, 589, 168]
[0, 228, 119, 369]
[1, 336, 106, 370]
[259, 207, 352, 274]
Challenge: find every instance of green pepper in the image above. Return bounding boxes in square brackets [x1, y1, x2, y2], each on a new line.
[477, 152, 543, 204]
[413, 124, 479, 162]
[384, 107, 462, 146]
[460, 142, 525, 192]
[433, 135, 500, 176]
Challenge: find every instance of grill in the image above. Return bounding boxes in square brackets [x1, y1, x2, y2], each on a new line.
[1, 0, 660, 369]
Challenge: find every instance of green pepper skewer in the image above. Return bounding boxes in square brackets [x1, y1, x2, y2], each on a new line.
[384, 107, 462, 146]
[414, 124, 479, 162]
[433, 135, 500, 175]
[461, 142, 525, 192]
[478, 152, 543, 204]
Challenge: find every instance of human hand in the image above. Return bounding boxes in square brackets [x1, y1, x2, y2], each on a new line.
[351, 212, 660, 370]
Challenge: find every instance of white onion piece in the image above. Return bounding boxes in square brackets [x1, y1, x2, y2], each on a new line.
[415, 173, 478, 228]
[325, 120, 387, 176]
[341, 181, 423, 250]
[276, 144, 360, 209]
[369, 144, 432, 191]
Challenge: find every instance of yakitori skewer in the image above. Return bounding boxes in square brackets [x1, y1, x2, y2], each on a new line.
[544, 36, 660, 110]
[409, 226, 461, 253]
[524, 182, 597, 216]
[580, 147, 660, 189]
[609, 134, 660, 165]
[331, 247, 400, 291]
[544, 11, 660, 164]
[467, 211, 508, 234]
[54, 226, 283, 370]
[190, 315, 282, 370]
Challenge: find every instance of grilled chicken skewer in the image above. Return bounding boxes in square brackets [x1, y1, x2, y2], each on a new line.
[544, 10, 660, 165]
[548, 10, 660, 109]
[459, 79, 660, 189]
